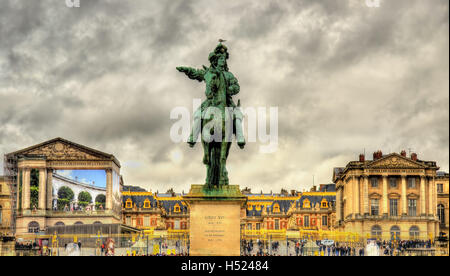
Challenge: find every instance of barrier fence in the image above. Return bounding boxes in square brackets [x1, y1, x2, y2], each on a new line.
[8, 229, 448, 256]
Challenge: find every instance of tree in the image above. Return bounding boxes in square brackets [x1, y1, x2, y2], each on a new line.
[78, 191, 92, 203]
[95, 194, 106, 205]
[58, 186, 74, 201]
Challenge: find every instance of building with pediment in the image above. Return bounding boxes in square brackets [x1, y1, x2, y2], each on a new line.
[3, 138, 123, 235]
[334, 150, 442, 240]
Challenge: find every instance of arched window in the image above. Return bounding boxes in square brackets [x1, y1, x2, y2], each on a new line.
[28, 221, 40, 233]
[390, 226, 401, 240]
[125, 198, 132, 208]
[174, 204, 181, 213]
[438, 204, 445, 225]
[321, 199, 328, 208]
[273, 203, 280, 213]
[303, 199, 311, 209]
[409, 226, 420, 240]
[93, 221, 102, 225]
[55, 221, 65, 226]
[143, 199, 151, 209]
[74, 221, 83, 225]
[371, 225, 382, 239]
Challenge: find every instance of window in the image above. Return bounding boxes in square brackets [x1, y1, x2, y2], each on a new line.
[174, 204, 181, 213]
[408, 178, 416, 189]
[390, 226, 401, 240]
[370, 199, 379, 216]
[143, 199, 150, 208]
[0, 184, 2, 193]
[303, 199, 311, 209]
[256, 223, 261, 230]
[390, 199, 398, 216]
[409, 226, 420, 239]
[371, 225, 382, 239]
[174, 220, 180, 230]
[438, 204, 445, 225]
[273, 203, 280, 213]
[275, 219, 280, 230]
[144, 216, 150, 227]
[408, 199, 417, 216]
[437, 184, 443, 193]
[28, 221, 40, 233]
[126, 216, 131, 225]
[322, 215, 328, 226]
[371, 178, 379, 188]
[247, 223, 252, 230]
[55, 221, 65, 226]
[321, 199, 328, 208]
[0, 206, 2, 225]
[125, 199, 132, 208]
[389, 178, 397, 188]
[304, 216, 310, 227]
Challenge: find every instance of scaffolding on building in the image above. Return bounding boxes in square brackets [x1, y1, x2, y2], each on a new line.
[4, 153, 18, 235]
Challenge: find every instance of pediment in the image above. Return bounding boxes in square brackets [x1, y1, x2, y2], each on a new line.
[8, 137, 114, 162]
[366, 154, 426, 169]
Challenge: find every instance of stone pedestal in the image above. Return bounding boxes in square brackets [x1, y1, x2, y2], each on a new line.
[183, 185, 246, 256]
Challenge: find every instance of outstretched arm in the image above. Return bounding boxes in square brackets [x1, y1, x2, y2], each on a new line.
[176, 66, 206, 82]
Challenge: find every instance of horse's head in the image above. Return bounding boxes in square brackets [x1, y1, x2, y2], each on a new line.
[204, 70, 220, 99]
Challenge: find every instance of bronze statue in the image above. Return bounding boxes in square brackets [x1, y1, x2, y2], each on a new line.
[177, 43, 245, 188]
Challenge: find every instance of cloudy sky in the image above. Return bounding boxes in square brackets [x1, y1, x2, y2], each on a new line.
[0, 0, 448, 194]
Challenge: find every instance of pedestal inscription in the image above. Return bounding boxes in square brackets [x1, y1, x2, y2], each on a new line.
[184, 185, 246, 256]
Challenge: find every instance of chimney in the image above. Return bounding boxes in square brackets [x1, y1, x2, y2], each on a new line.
[359, 154, 365, 162]
[400, 150, 407, 157]
[411, 153, 418, 161]
[373, 150, 383, 160]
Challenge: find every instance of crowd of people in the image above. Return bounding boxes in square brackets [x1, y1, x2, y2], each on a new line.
[241, 238, 439, 256]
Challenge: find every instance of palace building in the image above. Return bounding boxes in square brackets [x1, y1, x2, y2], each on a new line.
[121, 185, 337, 240]
[333, 150, 444, 240]
[3, 138, 124, 235]
[436, 171, 449, 237]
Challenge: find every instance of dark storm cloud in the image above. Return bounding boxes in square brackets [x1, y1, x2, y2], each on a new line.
[0, 0, 448, 192]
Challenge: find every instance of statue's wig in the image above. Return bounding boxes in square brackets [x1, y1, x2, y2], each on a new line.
[208, 44, 229, 71]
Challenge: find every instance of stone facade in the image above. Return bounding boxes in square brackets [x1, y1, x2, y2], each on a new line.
[4, 138, 123, 235]
[121, 185, 337, 240]
[334, 151, 442, 240]
[436, 172, 449, 237]
[0, 176, 12, 236]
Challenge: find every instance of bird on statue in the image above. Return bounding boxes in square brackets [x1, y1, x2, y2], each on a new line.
[218, 39, 227, 43]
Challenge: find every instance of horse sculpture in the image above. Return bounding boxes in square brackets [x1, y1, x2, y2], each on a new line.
[176, 43, 245, 188]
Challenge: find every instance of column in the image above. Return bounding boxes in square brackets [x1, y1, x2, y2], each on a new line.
[22, 168, 31, 210]
[363, 175, 369, 215]
[46, 169, 53, 210]
[382, 175, 388, 216]
[336, 188, 342, 222]
[17, 168, 23, 210]
[428, 176, 433, 216]
[401, 175, 407, 216]
[354, 176, 360, 216]
[432, 176, 437, 217]
[38, 169, 47, 210]
[106, 169, 113, 210]
[420, 176, 426, 215]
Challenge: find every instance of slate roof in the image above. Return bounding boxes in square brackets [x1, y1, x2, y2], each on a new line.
[296, 195, 335, 209]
